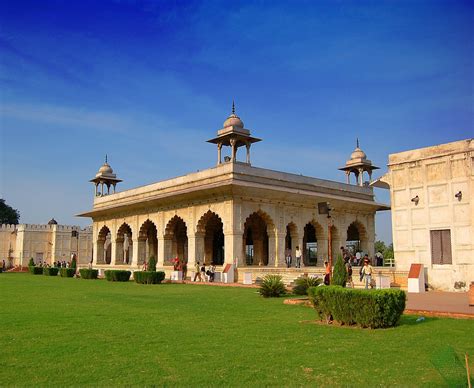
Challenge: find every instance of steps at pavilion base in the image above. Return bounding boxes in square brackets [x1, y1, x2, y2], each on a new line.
[237, 267, 326, 287]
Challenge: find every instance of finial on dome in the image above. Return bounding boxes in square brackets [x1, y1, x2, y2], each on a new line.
[356, 138, 359, 149]
[232, 100, 235, 115]
[105, 154, 108, 163]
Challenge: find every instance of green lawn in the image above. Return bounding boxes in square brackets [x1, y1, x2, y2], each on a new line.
[0, 274, 472, 387]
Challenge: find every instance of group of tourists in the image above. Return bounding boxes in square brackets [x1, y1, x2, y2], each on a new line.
[341, 248, 375, 289]
[193, 261, 216, 282]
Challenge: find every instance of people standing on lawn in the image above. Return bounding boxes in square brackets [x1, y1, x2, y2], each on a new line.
[285, 248, 292, 268]
[324, 260, 331, 285]
[362, 258, 374, 289]
[194, 261, 203, 282]
[295, 246, 302, 268]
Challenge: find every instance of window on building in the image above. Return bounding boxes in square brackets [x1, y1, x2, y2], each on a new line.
[430, 229, 452, 265]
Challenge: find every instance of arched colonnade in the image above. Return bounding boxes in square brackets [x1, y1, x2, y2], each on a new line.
[94, 210, 372, 268]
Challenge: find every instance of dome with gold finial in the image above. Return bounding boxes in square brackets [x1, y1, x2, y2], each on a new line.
[223, 100, 244, 128]
[95, 155, 116, 178]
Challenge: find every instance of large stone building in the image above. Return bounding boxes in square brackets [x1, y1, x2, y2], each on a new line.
[78, 107, 390, 282]
[373, 139, 473, 290]
[0, 219, 93, 267]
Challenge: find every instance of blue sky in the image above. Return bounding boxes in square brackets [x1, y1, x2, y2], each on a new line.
[0, 0, 472, 243]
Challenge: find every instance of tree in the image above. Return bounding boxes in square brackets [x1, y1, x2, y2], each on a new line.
[0, 199, 20, 224]
[148, 256, 157, 272]
[331, 254, 347, 287]
[374, 240, 386, 254]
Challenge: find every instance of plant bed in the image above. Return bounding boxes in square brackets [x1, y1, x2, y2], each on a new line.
[43, 267, 59, 276]
[134, 271, 165, 284]
[79, 268, 99, 279]
[60, 268, 76, 278]
[29, 266, 43, 275]
[104, 270, 131, 282]
[307, 286, 406, 328]
[259, 274, 287, 298]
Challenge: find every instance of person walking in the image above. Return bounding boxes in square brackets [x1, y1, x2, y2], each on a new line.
[362, 258, 374, 289]
[200, 262, 207, 282]
[295, 246, 302, 268]
[324, 261, 331, 285]
[345, 257, 354, 288]
[194, 261, 202, 282]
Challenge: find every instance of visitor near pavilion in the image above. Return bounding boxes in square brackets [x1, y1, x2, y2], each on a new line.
[295, 246, 302, 268]
[362, 259, 374, 289]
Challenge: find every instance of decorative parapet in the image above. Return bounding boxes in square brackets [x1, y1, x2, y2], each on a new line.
[0, 224, 18, 231]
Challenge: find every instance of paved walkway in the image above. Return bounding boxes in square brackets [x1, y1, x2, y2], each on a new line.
[406, 291, 473, 318]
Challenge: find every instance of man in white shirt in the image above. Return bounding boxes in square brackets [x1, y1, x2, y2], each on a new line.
[295, 246, 302, 268]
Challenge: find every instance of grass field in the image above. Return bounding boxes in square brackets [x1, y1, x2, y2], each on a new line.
[1, 274, 473, 387]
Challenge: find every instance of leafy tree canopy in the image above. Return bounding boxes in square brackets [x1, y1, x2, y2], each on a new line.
[0, 199, 20, 225]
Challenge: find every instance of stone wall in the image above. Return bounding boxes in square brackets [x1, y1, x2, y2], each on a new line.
[387, 139, 473, 290]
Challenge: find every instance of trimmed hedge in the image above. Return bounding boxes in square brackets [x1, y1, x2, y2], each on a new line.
[79, 268, 99, 279]
[29, 266, 43, 275]
[134, 271, 166, 284]
[307, 286, 406, 329]
[43, 267, 59, 276]
[60, 268, 76, 278]
[104, 270, 131, 282]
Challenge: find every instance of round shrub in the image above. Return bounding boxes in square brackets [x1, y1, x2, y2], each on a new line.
[29, 266, 43, 275]
[292, 276, 322, 295]
[79, 268, 99, 279]
[134, 271, 165, 284]
[43, 267, 59, 276]
[259, 275, 287, 298]
[60, 268, 76, 278]
[104, 270, 131, 282]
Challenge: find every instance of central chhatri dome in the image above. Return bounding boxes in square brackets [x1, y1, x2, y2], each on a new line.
[223, 102, 244, 128]
[207, 101, 261, 165]
[350, 146, 367, 160]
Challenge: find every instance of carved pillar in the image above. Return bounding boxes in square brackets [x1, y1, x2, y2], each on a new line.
[92, 240, 99, 265]
[157, 235, 166, 267]
[358, 168, 364, 186]
[217, 142, 222, 165]
[224, 232, 243, 266]
[345, 171, 350, 184]
[246, 142, 251, 164]
[268, 234, 276, 267]
[131, 238, 139, 267]
[230, 138, 237, 162]
[275, 232, 286, 267]
[187, 232, 197, 268]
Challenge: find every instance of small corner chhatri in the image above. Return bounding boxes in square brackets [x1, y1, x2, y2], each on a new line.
[89, 154, 122, 197]
[339, 138, 379, 186]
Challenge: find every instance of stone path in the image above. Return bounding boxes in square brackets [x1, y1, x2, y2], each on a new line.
[405, 291, 473, 318]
